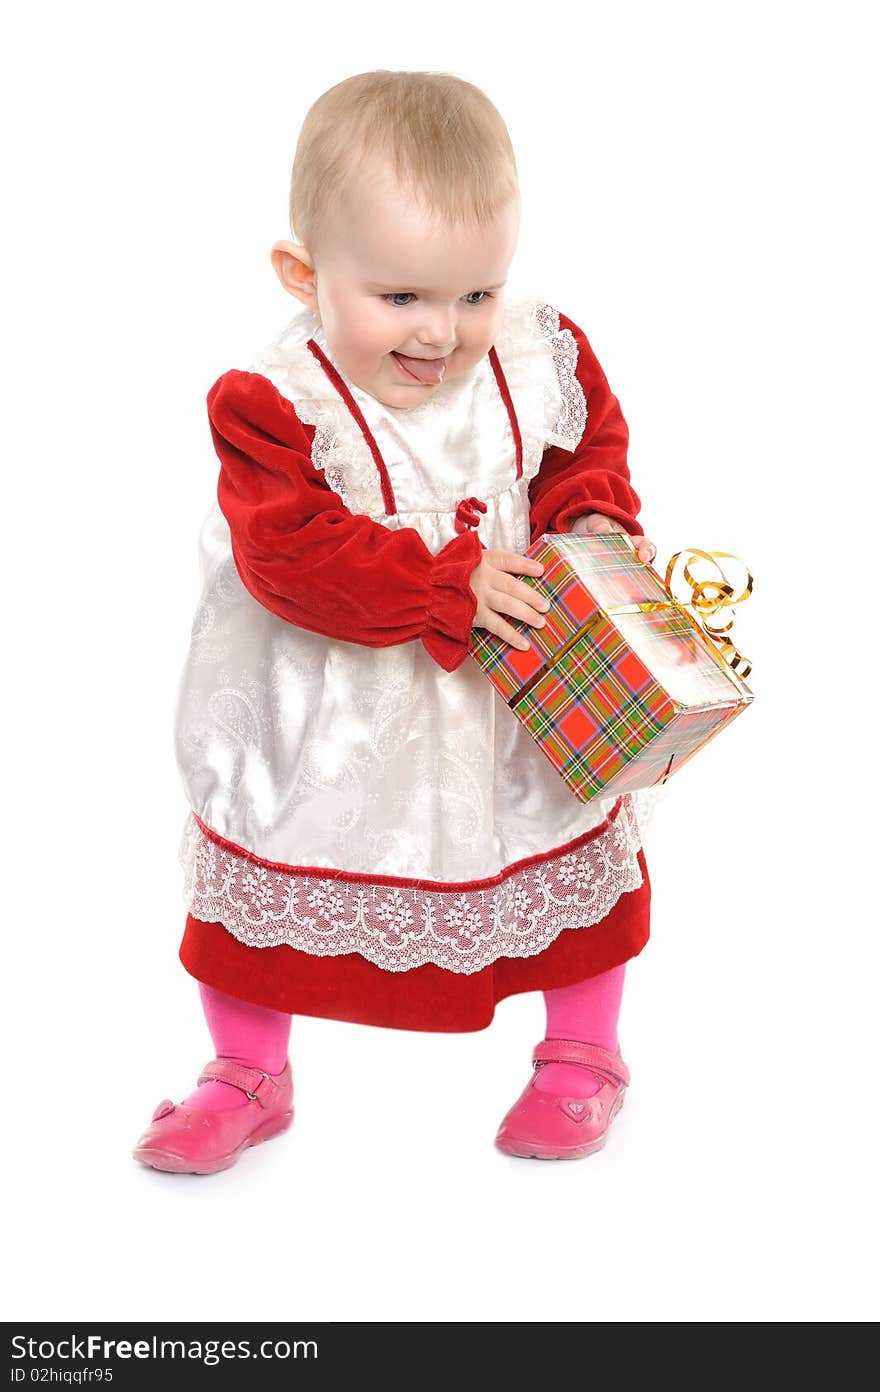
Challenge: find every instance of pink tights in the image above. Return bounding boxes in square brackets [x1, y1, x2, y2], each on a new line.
[182, 983, 292, 1111]
[184, 965, 625, 1109]
[534, 964, 626, 1098]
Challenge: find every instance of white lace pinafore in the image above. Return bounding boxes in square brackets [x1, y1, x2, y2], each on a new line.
[175, 298, 648, 974]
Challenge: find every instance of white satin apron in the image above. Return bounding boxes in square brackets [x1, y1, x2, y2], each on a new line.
[174, 300, 649, 973]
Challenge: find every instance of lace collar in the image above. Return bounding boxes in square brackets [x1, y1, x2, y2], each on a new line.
[249, 297, 585, 451]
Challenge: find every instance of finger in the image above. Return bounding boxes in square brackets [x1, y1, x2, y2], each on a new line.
[493, 573, 551, 613]
[521, 583, 551, 613]
[635, 536, 658, 563]
[488, 589, 549, 630]
[491, 551, 545, 575]
[491, 618, 532, 651]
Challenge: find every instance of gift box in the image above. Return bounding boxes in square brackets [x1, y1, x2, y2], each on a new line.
[469, 532, 754, 801]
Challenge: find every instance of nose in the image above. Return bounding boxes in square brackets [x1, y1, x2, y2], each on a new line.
[416, 305, 458, 354]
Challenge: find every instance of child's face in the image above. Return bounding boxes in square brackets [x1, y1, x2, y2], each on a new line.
[272, 159, 520, 408]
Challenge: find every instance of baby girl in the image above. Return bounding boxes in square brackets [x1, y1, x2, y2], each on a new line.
[133, 69, 658, 1174]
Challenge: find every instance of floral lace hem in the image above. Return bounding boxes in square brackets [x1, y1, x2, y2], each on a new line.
[178, 793, 645, 975]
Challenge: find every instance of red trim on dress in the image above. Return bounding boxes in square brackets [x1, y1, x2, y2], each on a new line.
[306, 339, 398, 515]
[191, 794, 624, 892]
[488, 345, 524, 479]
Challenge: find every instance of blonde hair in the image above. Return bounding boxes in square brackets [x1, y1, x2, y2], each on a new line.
[288, 70, 520, 255]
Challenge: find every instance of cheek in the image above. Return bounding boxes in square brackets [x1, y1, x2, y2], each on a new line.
[358, 306, 397, 356]
[487, 302, 506, 338]
[465, 309, 502, 355]
[464, 304, 502, 347]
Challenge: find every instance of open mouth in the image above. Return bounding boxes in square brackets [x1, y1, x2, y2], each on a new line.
[391, 351, 448, 385]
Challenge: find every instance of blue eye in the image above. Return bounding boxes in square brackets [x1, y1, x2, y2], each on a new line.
[381, 291, 494, 307]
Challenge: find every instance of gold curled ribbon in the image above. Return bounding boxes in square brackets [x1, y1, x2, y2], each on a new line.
[663, 548, 754, 680]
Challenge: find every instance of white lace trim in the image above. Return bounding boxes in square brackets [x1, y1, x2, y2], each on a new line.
[178, 794, 645, 975]
[536, 302, 588, 449]
[496, 300, 587, 453]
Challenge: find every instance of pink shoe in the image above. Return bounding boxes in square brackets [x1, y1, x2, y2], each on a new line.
[494, 1039, 630, 1160]
[132, 1059, 294, 1175]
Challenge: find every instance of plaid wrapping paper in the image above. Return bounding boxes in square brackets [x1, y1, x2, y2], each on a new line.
[469, 532, 753, 801]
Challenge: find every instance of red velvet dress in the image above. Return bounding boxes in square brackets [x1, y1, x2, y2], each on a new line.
[175, 299, 652, 1031]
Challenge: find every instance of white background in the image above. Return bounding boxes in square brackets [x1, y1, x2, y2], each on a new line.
[4, 0, 877, 1323]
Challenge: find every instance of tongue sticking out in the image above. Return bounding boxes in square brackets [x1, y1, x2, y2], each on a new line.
[393, 351, 447, 384]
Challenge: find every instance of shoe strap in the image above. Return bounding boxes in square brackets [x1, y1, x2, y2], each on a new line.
[197, 1059, 283, 1109]
[532, 1039, 630, 1087]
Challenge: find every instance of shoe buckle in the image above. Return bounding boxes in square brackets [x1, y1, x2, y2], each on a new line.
[244, 1071, 271, 1102]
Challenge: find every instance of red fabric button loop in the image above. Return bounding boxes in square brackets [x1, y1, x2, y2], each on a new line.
[453, 495, 488, 534]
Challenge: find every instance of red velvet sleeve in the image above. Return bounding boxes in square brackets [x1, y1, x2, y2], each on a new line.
[208, 369, 484, 673]
[528, 312, 643, 542]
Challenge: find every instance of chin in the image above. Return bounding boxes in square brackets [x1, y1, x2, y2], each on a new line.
[381, 389, 432, 409]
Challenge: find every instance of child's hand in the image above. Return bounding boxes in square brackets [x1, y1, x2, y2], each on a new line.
[569, 512, 658, 565]
[470, 549, 550, 652]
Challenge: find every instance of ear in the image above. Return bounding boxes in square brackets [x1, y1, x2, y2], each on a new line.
[270, 240, 318, 310]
